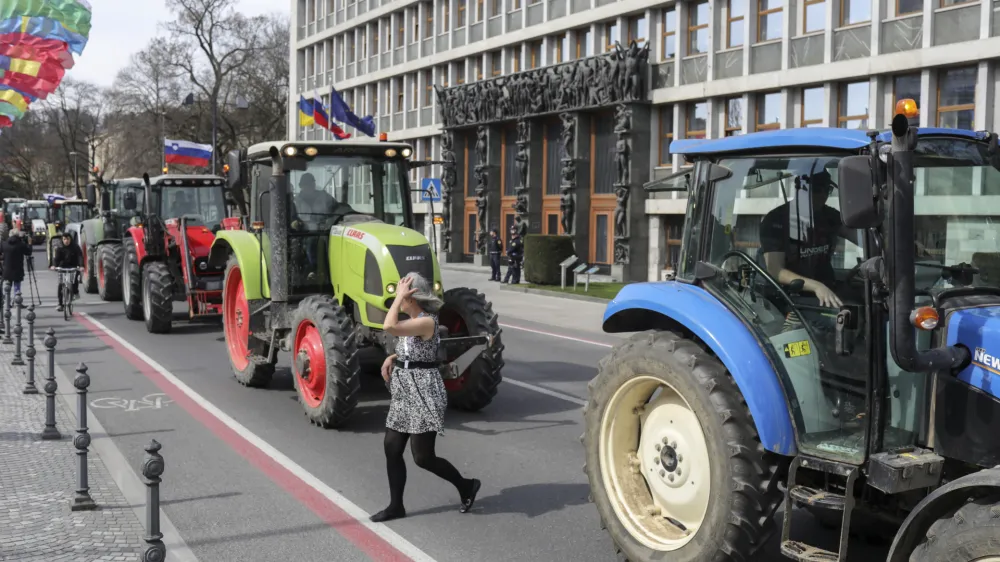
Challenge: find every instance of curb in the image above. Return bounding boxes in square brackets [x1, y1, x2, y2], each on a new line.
[42, 335, 200, 562]
[498, 284, 611, 304]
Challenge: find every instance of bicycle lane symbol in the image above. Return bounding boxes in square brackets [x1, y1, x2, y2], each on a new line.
[90, 393, 174, 412]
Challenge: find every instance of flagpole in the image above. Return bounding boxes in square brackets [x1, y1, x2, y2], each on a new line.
[160, 111, 165, 171]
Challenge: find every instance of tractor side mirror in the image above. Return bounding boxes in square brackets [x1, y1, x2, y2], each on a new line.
[100, 190, 112, 212]
[226, 150, 243, 190]
[86, 183, 97, 207]
[123, 192, 137, 211]
[837, 155, 881, 229]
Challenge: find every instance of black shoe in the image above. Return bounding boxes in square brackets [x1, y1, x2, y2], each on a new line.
[460, 479, 481, 513]
[56, 305, 63, 312]
[369, 506, 406, 523]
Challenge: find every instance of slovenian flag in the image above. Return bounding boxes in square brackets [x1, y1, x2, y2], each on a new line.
[164, 138, 212, 168]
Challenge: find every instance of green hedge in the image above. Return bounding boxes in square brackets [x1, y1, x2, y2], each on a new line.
[524, 234, 576, 285]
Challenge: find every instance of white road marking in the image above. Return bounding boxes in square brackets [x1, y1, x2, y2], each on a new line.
[504, 377, 588, 406]
[80, 312, 437, 562]
[498, 322, 615, 348]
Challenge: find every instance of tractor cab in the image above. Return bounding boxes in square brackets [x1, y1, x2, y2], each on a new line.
[0, 197, 26, 242]
[136, 174, 227, 230]
[587, 100, 1000, 562]
[22, 200, 50, 244]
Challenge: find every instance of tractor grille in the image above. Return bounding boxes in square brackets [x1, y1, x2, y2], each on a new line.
[386, 244, 433, 283]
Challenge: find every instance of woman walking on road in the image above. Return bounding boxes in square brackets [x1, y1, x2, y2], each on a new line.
[371, 272, 481, 523]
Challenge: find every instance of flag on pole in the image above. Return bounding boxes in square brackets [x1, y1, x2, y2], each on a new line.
[298, 95, 315, 127]
[311, 98, 350, 140]
[329, 86, 375, 137]
[164, 139, 213, 168]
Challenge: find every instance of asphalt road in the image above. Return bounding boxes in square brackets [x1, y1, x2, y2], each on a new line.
[22, 247, 891, 562]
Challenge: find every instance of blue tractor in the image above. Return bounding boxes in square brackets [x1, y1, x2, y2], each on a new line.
[583, 101, 1000, 562]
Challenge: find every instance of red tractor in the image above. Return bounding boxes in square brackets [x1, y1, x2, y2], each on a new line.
[121, 173, 229, 333]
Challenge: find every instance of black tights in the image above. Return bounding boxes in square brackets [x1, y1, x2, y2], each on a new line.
[382, 428, 470, 510]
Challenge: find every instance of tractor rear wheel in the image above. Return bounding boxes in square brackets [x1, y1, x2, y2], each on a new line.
[81, 241, 98, 294]
[0, 223, 8, 246]
[290, 295, 360, 428]
[438, 287, 503, 411]
[583, 330, 782, 562]
[97, 244, 123, 302]
[142, 261, 174, 334]
[223, 257, 274, 387]
[122, 238, 142, 320]
[908, 494, 1000, 562]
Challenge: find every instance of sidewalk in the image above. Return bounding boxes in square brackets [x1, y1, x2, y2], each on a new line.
[440, 260, 618, 283]
[0, 337, 147, 561]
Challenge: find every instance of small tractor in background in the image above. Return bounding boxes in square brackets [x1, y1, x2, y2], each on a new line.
[121, 173, 228, 333]
[0, 197, 26, 243]
[46, 198, 94, 266]
[584, 102, 1000, 562]
[20, 199, 49, 245]
[78, 176, 145, 301]
[209, 140, 503, 428]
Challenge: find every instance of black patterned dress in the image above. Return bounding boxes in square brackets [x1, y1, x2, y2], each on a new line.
[385, 313, 447, 435]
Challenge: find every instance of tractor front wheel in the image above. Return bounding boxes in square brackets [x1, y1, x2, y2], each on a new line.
[97, 244, 123, 301]
[908, 494, 1000, 562]
[122, 238, 142, 320]
[438, 288, 504, 411]
[583, 330, 782, 562]
[290, 295, 360, 428]
[81, 242, 98, 294]
[142, 261, 174, 334]
[223, 257, 274, 387]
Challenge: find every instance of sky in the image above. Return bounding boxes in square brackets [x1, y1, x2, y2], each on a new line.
[71, 0, 289, 87]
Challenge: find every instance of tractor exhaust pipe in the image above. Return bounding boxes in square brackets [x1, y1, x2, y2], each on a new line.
[886, 115, 969, 372]
[268, 147, 290, 306]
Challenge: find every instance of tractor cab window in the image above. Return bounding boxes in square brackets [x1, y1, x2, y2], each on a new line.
[115, 185, 145, 216]
[156, 186, 226, 230]
[65, 205, 89, 223]
[287, 155, 408, 231]
[695, 154, 872, 463]
[23, 204, 46, 220]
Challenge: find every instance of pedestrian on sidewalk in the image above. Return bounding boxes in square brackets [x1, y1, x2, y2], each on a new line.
[502, 226, 523, 285]
[488, 228, 503, 281]
[50, 233, 82, 312]
[372, 272, 481, 523]
[2, 230, 31, 300]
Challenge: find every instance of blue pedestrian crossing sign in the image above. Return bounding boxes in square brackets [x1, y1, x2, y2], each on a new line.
[421, 178, 442, 202]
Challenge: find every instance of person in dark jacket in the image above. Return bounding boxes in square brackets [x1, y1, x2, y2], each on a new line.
[502, 226, 524, 285]
[50, 233, 82, 311]
[2, 230, 32, 298]
[488, 229, 503, 281]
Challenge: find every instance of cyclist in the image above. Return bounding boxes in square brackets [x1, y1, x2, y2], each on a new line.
[50, 233, 82, 312]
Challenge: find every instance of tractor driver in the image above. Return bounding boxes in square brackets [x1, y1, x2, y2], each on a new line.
[290, 172, 340, 270]
[759, 170, 859, 310]
[170, 191, 196, 218]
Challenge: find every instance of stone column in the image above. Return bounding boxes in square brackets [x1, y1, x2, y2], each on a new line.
[441, 129, 467, 263]
[473, 125, 502, 266]
[515, 119, 544, 236]
[611, 102, 652, 283]
[562, 112, 592, 259]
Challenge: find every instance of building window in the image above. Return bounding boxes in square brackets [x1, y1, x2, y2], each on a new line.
[605, 21, 619, 51]
[841, 0, 870, 26]
[937, 66, 976, 129]
[897, 0, 921, 15]
[369, 85, 377, 115]
[576, 27, 593, 58]
[530, 40, 542, 68]
[804, 0, 824, 33]
[802, 87, 824, 126]
[661, 9, 676, 59]
[727, 0, 745, 48]
[360, 28, 368, 58]
[511, 0, 521, 9]
[757, 0, 783, 42]
[835, 81, 869, 129]
[441, 1, 450, 33]
[688, 2, 709, 54]
[395, 77, 404, 112]
[410, 75, 418, 109]
[755, 92, 781, 131]
[438, 65, 449, 87]
[476, 0, 484, 21]
[423, 3, 432, 38]
[725, 98, 743, 136]
[940, 0, 974, 7]
[397, 14, 405, 47]
[556, 33, 569, 62]
[458, 0, 467, 26]
[512, 46, 521, 72]
[455, 60, 466, 84]
[892, 73, 921, 112]
[424, 69, 433, 106]
[658, 105, 674, 165]
[373, 25, 379, 54]
[491, 51, 502, 76]
[422, 138, 432, 160]
[685, 102, 707, 139]
[628, 15, 648, 44]
[383, 82, 391, 114]
[474, 57, 483, 80]
[491, 0, 501, 17]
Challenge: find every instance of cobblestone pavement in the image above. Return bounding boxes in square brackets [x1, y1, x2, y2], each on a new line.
[0, 343, 147, 562]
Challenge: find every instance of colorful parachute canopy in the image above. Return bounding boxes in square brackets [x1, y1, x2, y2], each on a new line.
[0, 0, 90, 128]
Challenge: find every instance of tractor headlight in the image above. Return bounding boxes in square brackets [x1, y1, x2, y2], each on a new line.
[198, 261, 208, 271]
[284, 146, 298, 156]
[385, 149, 397, 157]
[401, 148, 412, 158]
[386, 283, 396, 294]
[434, 282, 441, 292]
[304, 147, 318, 156]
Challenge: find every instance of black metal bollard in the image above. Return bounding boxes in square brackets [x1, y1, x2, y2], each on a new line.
[40, 328, 60, 440]
[2, 283, 11, 345]
[141, 439, 166, 562]
[22, 305, 37, 394]
[12, 292, 23, 365]
[71, 363, 96, 511]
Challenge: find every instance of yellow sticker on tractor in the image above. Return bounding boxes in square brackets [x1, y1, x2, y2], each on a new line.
[784, 340, 811, 358]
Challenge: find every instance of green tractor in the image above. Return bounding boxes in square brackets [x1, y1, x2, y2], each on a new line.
[46, 198, 94, 266]
[78, 176, 145, 300]
[208, 140, 504, 428]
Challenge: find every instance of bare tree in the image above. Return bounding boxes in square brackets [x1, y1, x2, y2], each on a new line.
[45, 79, 106, 197]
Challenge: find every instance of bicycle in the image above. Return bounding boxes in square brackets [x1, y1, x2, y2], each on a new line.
[53, 267, 81, 320]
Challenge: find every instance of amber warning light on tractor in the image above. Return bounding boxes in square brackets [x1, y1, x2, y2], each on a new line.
[895, 98, 919, 119]
[379, 132, 388, 142]
[910, 306, 939, 331]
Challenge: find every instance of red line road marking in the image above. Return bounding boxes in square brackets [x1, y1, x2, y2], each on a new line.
[75, 313, 434, 562]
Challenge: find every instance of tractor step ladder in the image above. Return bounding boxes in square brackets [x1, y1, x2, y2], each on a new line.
[780, 455, 859, 562]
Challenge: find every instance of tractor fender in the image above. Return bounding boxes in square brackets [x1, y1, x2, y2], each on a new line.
[886, 466, 1000, 562]
[95, 238, 121, 247]
[602, 281, 797, 456]
[125, 226, 147, 264]
[208, 230, 269, 300]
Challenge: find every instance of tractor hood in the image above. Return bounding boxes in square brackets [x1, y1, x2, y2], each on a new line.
[31, 219, 46, 232]
[946, 306, 1000, 400]
[165, 219, 216, 258]
[330, 220, 439, 289]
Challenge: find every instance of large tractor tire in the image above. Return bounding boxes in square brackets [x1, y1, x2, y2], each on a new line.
[290, 295, 360, 428]
[142, 261, 174, 334]
[0, 222, 8, 246]
[97, 244, 123, 302]
[908, 494, 1000, 561]
[81, 240, 98, 294]
[222, 257, 275, 387]
[583, 330, 783, 562]
[438, 287, 504, 411]
[122, 238, 143, 320]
